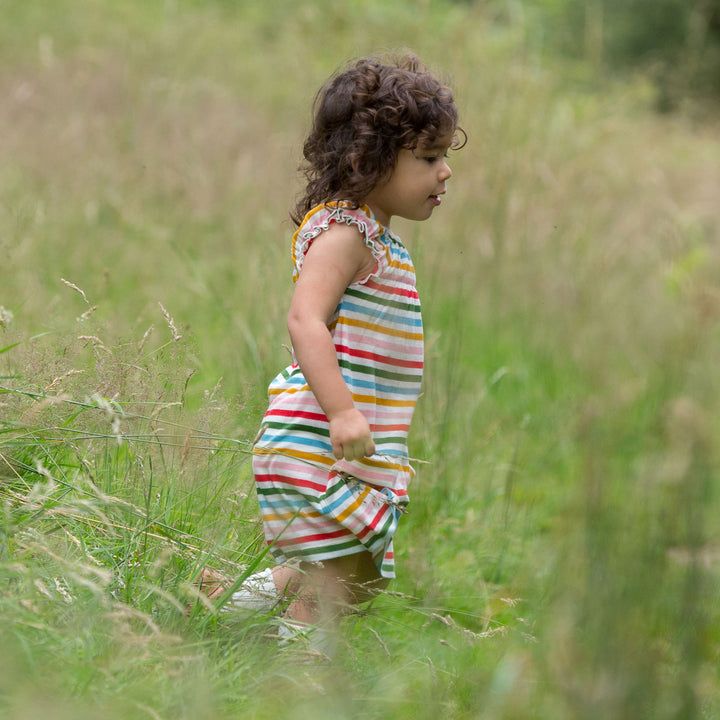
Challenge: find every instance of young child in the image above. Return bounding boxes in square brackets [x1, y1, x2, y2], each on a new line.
[206, 53, 464, 657]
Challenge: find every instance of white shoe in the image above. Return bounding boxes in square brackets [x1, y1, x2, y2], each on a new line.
[222, 568, 280, 615]
[277, 619, 337, 660]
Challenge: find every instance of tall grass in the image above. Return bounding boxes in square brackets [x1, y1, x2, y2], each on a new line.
[2, 0, 720, 717]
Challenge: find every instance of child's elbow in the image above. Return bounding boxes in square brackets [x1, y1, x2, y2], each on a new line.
[287, 308, 327, 345]
[286, 308, 304, 342]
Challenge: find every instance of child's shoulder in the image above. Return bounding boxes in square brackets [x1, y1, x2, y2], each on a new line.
[291, 202, 390, 282]
[295, 202, 383, 242]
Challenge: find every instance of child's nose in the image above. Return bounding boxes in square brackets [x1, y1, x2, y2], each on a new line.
[439, 160, 452, 181]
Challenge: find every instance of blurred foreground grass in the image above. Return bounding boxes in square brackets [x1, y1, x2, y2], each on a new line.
[2, 0, 720, 718]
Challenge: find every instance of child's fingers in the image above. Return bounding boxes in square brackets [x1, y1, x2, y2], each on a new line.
[329, 410, 374, 460]
[332, 438, 376, 460]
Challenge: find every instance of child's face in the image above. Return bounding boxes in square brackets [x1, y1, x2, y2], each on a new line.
[365, 132, 454, 227]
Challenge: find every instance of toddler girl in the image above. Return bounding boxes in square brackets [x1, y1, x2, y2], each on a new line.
[205, 53, 464, 657]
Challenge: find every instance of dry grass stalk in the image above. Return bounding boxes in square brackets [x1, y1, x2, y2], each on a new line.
[158, 302, 182, 342]
[60, 278, 90, 304]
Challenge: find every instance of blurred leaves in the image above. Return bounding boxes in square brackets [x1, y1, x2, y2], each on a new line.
[531, 0, 720, 108]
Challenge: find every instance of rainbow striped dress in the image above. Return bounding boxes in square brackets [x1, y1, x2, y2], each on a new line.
[252, 202, 424, 579]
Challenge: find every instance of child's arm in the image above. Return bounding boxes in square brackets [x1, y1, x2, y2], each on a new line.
[287, 222, 377, 461]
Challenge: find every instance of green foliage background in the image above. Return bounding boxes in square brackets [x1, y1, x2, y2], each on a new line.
[534, 0, 720, 107]
[1, 1, 720, 718]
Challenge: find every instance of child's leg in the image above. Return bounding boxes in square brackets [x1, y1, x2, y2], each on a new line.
[285, 551, 388, 625]
[195, 564, 299, 613]
[196, 551, 387, 649]
[276, 552, 387, 658]
[270, 563, 303, 599]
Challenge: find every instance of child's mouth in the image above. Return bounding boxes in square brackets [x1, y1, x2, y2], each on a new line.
[429, 194, 442, 206]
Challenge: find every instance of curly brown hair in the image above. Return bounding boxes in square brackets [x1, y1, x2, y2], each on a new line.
[291, 53, 466, 226]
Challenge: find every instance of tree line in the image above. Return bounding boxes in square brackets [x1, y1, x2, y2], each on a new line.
[508, 0, 720, 110]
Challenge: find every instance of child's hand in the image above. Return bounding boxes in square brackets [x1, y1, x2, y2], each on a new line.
[329, 408, 376, 460]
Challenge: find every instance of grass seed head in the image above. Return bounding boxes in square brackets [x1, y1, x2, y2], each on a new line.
[0, 306, 14, 328]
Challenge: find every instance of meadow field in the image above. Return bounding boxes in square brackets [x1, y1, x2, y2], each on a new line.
[2, 1, 720, 718]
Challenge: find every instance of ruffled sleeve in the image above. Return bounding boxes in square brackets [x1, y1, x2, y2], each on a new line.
[291, 202, 388, 284]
